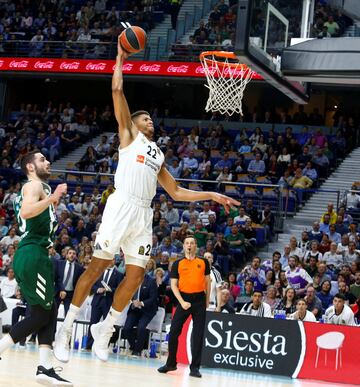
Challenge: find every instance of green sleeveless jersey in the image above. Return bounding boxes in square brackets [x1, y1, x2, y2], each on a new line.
[13, 181, 58, 248]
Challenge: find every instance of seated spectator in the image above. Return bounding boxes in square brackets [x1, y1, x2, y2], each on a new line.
[0, 267, 17, 298]
[215, 289, 235, 314]
[280, 245, 291, 268]
[168, 159, 182, 178]
[302, 161, 318, 182]
[298, 231, 310, 256]
[238, 139, 251, 154]
[323, 242, 343, 270]
[159, 237, 178, 258]
[344, 241, 359, 266]
[225, 225, 246, 267]
[276, 287, 297, 316]
[346, 184, 360, 210]
[319, 214, 331, 235]
[289, 236, 303, 259]
[153, 218, 170, 242]
[198, 202, 215, 226]
[348, 222, 360, 246]
[308, 221, 323, 243]
[324, 293, 356, 325]
[305, 286, 323, 319]
[245, 199, 259, 223]
[290, 167, 313, 191]
[316, 280, 334, 311]
[238, 257, 266, 292]
[180, 202, 199, 223]
[350, 271, 360, 300]
[163, 200, 179, 226]
[0, 228, 20, 250]
[247, 153, 265, 176]
[233, 207, 250, 225]
[289, 299, 316, 322]
[227, 272, 240, 303]
[123, 274, 158, 357]
[328, 224, 341, 244]
[304, 240, 323, 263]
[324, 15, 340, 36]
[239, 289, 272, 317]
[319, 233, 331, 254]
[263, 285, 278, 313]
[259, 204, 274, 241]
[181, 151, 198, 178]
[214, 152, 232, 172]
[338, 280, 357, 304]
[286, 255, 313, 297]
[312, 149, 329, 177]
[216, 167, 232, 191]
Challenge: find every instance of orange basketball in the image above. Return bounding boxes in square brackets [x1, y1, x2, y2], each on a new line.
[119, 26, 147, 54]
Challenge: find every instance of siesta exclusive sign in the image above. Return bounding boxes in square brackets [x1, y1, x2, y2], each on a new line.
[202, 312, 304, 377]
[0, 57, 262, 79]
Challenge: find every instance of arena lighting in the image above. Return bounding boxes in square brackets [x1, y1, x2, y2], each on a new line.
[0, 57, 263, 80]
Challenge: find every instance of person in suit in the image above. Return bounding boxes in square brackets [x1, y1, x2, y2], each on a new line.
[54, 248, 84, 315]
[86, 258, 123, 350]
[122, 273, 158, 357]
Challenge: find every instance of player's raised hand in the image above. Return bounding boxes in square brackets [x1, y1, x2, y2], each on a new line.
[117, 35, 129, 60]
[51, 183, 67, 204]
[211, 192, 240, 214]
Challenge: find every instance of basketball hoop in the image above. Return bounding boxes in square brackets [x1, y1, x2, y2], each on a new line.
[200, 51, 255, 116]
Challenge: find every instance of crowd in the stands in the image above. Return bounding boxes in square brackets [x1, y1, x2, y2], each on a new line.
[0, 100, 359, 327]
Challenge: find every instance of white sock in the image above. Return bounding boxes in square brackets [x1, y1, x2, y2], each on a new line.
[39, 346, 52, 369]
[63, 304, 80, 330]
[103, 307, 121, 328]
[0, 334, 14, 355]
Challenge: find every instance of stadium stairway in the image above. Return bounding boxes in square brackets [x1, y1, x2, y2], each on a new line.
[135, 0, 215, 60]
[261, 146, 360, 258]
[51, 132, 114, 171]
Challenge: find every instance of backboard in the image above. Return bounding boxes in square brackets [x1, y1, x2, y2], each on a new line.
[234, 0, 310, 104]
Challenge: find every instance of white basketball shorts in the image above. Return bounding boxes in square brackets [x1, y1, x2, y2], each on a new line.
[94, 191, 153, 268]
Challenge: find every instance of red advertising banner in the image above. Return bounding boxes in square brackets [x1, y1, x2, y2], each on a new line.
[298, 322, 360, 385]
[178, 313, 360, 385]
[0, 57, 263, 79]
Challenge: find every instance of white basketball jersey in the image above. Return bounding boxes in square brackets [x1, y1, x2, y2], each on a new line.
[114, 132, 164, 202]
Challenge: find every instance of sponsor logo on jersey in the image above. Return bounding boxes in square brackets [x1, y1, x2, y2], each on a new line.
[138, 246, 145, 255]
[137, 155, 145, 163]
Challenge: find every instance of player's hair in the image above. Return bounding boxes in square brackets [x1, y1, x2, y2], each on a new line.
[131, 110, 150, 120]
[20, 151, 39, 176]
[334, 293, 346, 301]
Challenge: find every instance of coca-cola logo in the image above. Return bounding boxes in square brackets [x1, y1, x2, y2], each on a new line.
[140, 64, 161, 72]
[0, 60, 4, 68]
[167, 65, 189, 73]
[60, 61, 80, 70]
[85, 62, 106, 71]
[34, 60, 54, 69]
[9, 60, 29, 68]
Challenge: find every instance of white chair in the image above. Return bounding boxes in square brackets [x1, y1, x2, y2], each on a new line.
[315, 331, 345, 370]
[146, 307, 166, 356]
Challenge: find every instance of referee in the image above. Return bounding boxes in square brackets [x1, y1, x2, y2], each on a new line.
[158, 235, 210, 378]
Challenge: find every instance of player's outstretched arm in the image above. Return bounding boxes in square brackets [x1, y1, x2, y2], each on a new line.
[158, 166, 240, 213]
[112, 36, 138, 145]
[20, 181, 67, 219]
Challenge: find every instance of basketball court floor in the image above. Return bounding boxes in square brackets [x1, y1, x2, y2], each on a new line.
[0, 345, 356, 387]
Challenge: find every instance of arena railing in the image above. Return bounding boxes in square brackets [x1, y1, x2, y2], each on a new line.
[0, 40, 151, 61]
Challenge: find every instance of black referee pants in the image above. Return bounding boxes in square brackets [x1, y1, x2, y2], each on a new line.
[166, 292, 206, 370]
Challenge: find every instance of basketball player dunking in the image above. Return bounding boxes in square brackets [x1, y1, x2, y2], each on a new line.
[54, 36, 240, 363]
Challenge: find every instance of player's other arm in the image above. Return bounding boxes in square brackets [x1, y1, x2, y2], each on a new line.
[158, 166, 240, 213]
[20, 181, 67, 219]
[112, 37, 138, 145]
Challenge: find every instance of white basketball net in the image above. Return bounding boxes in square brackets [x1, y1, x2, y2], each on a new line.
[200, 52, 255, 116]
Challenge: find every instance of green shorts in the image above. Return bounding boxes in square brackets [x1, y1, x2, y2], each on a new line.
[13, 244, 54, 310]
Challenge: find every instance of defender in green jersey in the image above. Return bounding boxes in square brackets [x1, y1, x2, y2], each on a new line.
[0, 151, 72, 386]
